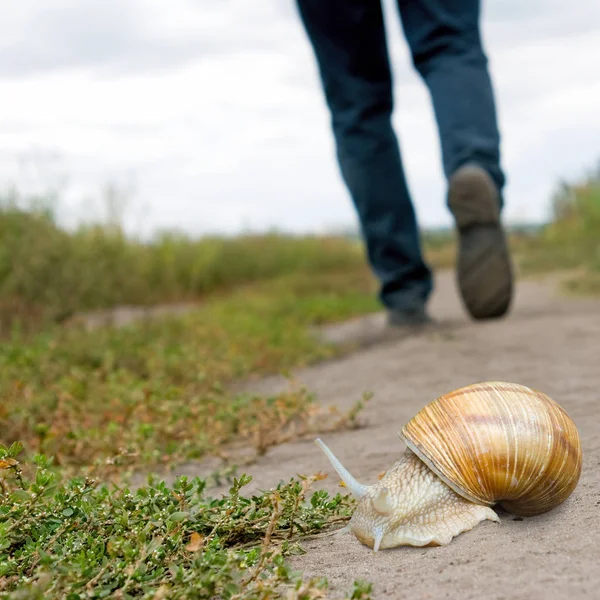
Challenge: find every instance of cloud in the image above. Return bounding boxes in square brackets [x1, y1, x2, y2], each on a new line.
[0, 0, 306, 79]
[0, 0, 599, 237]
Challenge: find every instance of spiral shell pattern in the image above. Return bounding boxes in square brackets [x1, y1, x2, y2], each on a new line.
[400, 381, 582, 516]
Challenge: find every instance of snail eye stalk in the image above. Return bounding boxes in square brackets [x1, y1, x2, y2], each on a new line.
[372, 487, 393, 515]
[314, 438, 371, 500]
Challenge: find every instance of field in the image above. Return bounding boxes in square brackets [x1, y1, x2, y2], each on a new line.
[1, 166, 599, 599]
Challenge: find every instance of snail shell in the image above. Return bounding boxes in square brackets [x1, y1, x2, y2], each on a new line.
[315, 381, 582, 551]
[401, 381, 583, 517]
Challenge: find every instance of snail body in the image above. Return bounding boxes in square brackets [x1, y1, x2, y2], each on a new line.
[315, 381, 582, 551]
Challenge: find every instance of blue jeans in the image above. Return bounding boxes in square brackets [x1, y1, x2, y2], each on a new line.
[295, 0, 505, 312]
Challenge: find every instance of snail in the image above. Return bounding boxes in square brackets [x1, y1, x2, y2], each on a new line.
[315, 381, 582, 551]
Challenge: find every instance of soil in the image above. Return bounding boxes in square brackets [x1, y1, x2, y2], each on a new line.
[136, 271, 600, 599]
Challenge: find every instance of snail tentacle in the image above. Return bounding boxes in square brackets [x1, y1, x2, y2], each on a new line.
[314, 438, 371, 500]
[372, 526, 385, 553]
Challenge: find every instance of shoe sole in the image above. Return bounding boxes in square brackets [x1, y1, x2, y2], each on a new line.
[448, 165, 514, 320]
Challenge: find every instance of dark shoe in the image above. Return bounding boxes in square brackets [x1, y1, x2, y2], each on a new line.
[387, 305, 433, 328]
[447, 164, 514, 320]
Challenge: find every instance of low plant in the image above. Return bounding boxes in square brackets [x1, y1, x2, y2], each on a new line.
[0, 442, 373, 599]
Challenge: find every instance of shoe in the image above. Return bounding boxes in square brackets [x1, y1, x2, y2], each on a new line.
[447, 164, 514, 320]
[387, 305, 433, 328]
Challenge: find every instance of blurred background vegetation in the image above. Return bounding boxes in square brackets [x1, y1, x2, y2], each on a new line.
[0, 160, 598, 336]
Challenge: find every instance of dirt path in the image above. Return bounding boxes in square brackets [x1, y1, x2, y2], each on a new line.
[202, 271, 599, 600]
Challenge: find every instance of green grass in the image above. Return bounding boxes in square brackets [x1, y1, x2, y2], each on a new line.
[0, 190, 374, 334]
[0, 266, 380, 597]
[0, 269, 380, 473]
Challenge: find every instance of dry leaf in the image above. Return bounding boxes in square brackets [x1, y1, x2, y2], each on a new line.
[185, 532, 204, 552]
[0, 458, 18, 469]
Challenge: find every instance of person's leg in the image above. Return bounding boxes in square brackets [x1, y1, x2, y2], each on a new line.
[295, 0, 433, 319]
[396, 0, 513, 319]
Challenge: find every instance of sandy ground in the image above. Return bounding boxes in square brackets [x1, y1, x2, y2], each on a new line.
[131, 271, 600, 599]
[201, 271, 600, 600]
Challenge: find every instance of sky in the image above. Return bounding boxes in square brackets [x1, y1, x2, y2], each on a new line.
[1, 0, 599, 238]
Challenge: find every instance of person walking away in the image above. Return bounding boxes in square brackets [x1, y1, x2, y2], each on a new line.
[294, 0, 514, 325]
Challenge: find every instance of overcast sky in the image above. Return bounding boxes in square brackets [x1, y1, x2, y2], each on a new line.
[1, 0, 599, 238]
